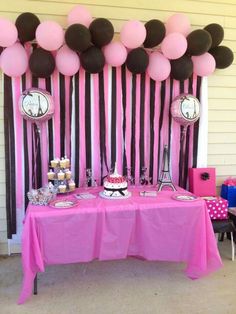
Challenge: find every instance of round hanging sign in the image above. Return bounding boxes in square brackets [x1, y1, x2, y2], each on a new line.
[19, 88, 54, 122]
[171, 93, 200, 126]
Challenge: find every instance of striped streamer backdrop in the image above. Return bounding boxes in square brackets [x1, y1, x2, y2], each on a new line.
[4, 50, 202, 238]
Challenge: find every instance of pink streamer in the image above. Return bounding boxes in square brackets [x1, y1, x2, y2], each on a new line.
[79, 68, 86, 186]
[64, 76, 71, 158]
[103, 64, 110, 169]
[125, 69, 132, 173]
[92, 73, 100, 182]
[51, 71, 61, 158]
[144, 74, 150, 181]
[152, 81, 160, 185]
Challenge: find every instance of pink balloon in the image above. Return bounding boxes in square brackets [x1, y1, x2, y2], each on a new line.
[103, 41, 127, 66]
[56, 45, 80, 76]
[0, 18, 17, 47]
[120, 20, 146, 49]
[192, 53, 216, 77]
[166, 14, 191, 36]
[1, 43, 28, 77]
[67, 5, 93, 27]
[36, 21, 64, 51]
[147, 52, 171, 81]
[161, 33, 187, 60]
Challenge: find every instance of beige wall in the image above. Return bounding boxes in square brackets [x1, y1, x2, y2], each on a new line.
[0, 0, 235, 254]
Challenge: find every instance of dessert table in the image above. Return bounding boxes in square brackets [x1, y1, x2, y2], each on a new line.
[18, 186, 222, 304]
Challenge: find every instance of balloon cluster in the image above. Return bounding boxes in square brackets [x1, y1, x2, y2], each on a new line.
[0, 6, 234, 80]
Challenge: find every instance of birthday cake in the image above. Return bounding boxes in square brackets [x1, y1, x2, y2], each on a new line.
[102, 164, 129, 198]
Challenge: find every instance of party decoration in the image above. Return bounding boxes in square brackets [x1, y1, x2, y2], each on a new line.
[19, 88, 54, 122]
[89, 18, 114, 47]
[143, 19, 166, 48]
[171, 93, 200, 126]
[15, 12, 40, 43]
[147, 52, 170, 81]
[1, 43, 28, 77]
[192, 53, 216, 76]
[120, 20, 146, 49]
[67, 5, 93, 27]
[80, 46, 105, 73]
[170, 55, 193, 81]
[166, 13, 191, 36]
[187, 29, 212, 56]
[204, 23, 224, 49]
[65, 24, 91, 52]
[126, 48, 149, 74]
[161, 33, 187, 60]
[56, 45, 80, 76]
[103, 41, 127, 66]
[0, 18, 18, 47]
[29, 48, 55, 78]
[36, 21, 64, 51]
[209, 46, 234, 69]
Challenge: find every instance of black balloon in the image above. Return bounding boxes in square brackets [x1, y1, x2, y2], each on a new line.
[209, 46, 234, 69]
[80, 46, 105, 73]
[89, 18, 114, 47]
[65, 24, 91, 52]
[204, 23, 224, 49]
[143, 19, 166, 48]
[187, 29, 212, 56]
[15, 12, 40, 43]
[126, 48, 149, 74]
[170, 55, 193, 81]
[29, 48, 55, 78]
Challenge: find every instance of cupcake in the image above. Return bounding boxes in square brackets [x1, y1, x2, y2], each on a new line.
[58, 184, 67, 193]
[47, 169, 55, 180]
[64, 156, 70, 168]
[60, 158, 67, 168]
[50, 159, 58, 168]
[65, 170, 72, 180]
[69, 180, 76, 191]
[57, 170, 65, 180]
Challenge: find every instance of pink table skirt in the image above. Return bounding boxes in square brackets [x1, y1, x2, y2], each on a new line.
[18, 187, 222, 304]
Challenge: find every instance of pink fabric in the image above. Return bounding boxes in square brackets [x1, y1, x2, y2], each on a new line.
[144, 74, 150, 180]
[205, 197, 228, 220]
[79, 68, 86, 185]
[116, 67, 122, 174]
[152, 81, 160, 184]
[18, 187, 222, 304]
[92, 73, 100, 182]
[125, 69, 132, 171]
[135, 75, 140, 184]
[64, 76, 71, 157]
[51, 71, 60, 158]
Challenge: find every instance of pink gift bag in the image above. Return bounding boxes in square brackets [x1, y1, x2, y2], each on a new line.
[205, 197, 228, 220]
[189, 168, 216, 196]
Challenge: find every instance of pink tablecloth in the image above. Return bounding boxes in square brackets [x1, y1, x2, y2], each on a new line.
[18, 187, 222, 304]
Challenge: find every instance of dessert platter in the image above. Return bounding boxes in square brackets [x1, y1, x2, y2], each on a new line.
[48, 156, 76, 194]
[99, 163, 131, 199]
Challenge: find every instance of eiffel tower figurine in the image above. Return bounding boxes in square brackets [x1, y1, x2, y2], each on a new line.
[157, 145, 176, 192]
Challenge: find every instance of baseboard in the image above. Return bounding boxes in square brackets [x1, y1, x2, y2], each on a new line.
[0, 242, 21, 255]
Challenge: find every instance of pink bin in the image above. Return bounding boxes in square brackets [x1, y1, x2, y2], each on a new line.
[189, 168, 216, 197]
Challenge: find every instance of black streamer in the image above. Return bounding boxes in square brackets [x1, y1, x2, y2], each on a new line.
[85, 72, 92, 172]
[149, 78, 155, 183]
[59, 74, 66, 157]
[45, 77, 53, 161]
[131, 74, 137, 181]
[111, 67, 117, 169]
[168, 78, 174, 160]
[121, 64, 127, 176]
[74, 73, 80, 187]
[139, 73, 145, 175]
[178, 80, 185, 187]
[157, 80, 166, 178]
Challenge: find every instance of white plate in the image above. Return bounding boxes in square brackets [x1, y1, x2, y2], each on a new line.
[99, 191, 132, 200]
[49, 199, 78, 208]
[172, 194, 198, 201]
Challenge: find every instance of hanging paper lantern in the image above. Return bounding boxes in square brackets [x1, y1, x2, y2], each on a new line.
[171, 94, 200, 127]
[67, 5, 93, 27]
[126, 48, 149, 74]
[187, 29, 212, 56]
[170, 55, 193, 81]
[103, 41, 127, 66]
[15, 12, 40, 43]
[65, 24, 91, 52]
[165, 13, 191, 36]
[36, 21, 64, 51]
[56, 45, 80, 76]
[89, 18, 114, 47]
[19, 88, 54, 123]
[120, 20, 146, 49]
[80, 46, 105, 73]
[147, 52, 170, 81]
[161, 33, 187, 60]
[204, 23, 224, 49]
[0, 18, 18, 47]
[143, 19, 166, 48]
[29, 48, 55, 78]
[209, 46, 234, 69]
[1, 43, 28, 77]
[192, 53, 216, 76]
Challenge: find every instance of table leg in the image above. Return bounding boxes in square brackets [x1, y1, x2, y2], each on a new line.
[34, 273, 38, 295]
